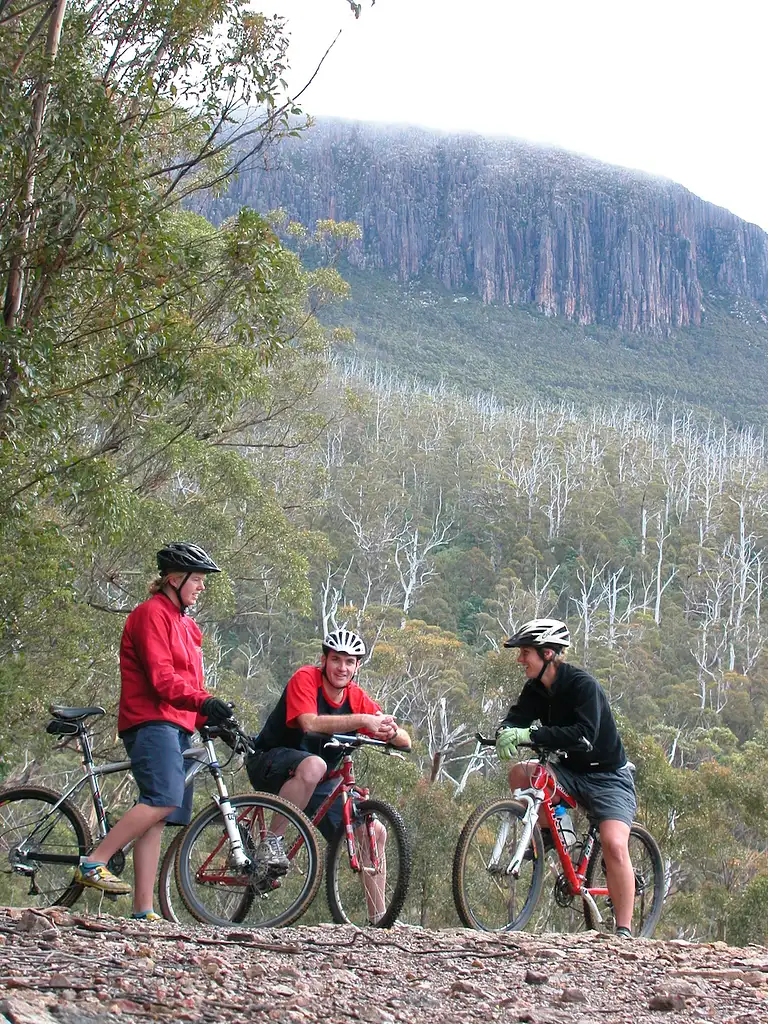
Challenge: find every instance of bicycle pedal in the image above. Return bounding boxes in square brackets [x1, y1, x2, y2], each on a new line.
[103, 891, 120, 902]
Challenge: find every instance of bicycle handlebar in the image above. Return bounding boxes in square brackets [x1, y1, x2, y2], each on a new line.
[475, 732, 591, 758]
[323, 732, 410, 756]
[202, 717, 256, 756]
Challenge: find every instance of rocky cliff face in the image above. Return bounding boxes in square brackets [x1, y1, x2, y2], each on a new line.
[213, 120, 768, 332]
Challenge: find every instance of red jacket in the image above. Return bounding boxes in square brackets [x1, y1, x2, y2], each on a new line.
[118, 592, 208, 735]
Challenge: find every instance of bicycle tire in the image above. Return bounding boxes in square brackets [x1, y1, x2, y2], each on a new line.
[157, 829, 184, 923]
[453, 797, 545, 932]
[583, 822, 664, 938]
[325, 798, 411, 928]
[0, 786, 92, 910]
[175, 793, 321, 928]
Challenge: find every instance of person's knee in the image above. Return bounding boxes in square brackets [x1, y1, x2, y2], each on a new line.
[508, 764, 529, 788]
[599, 826, 631, 864]
[294, 756, 327, 786]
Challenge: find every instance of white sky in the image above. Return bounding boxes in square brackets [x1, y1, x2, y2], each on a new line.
[263, 0, 768, 231]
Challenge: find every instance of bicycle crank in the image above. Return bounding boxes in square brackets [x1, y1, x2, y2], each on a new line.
[554, 874, 576, 908]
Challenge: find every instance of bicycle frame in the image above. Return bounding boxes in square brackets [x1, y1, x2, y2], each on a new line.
[282, 735, 402, 873]
[21, 727, 250, 870]
[303, 755, 374, 873]
[509, 761, 609, 924]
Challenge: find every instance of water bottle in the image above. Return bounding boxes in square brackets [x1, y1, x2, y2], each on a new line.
[553, 804, 577, 850]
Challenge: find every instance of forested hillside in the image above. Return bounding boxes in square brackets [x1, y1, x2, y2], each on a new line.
[3, 1, 768, 945]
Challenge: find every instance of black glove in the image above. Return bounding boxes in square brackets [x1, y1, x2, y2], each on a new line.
[201, 697, 234, 725]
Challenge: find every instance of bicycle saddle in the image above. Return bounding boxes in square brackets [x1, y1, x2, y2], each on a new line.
[49, 705, 106, 720]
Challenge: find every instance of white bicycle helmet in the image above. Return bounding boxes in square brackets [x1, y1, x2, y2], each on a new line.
[503, 618, 571, 650]
[322, 629, 367, 658]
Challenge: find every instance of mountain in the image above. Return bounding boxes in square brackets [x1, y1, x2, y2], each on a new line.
[210, 119, 768, 335]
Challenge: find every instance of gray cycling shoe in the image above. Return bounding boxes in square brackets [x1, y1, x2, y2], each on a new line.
[256, 835, 290, 873]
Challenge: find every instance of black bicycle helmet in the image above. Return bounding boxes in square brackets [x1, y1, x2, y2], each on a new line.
[322, 629, 367, 658]
[157, 543, 221, 575]
[504, 618, 571, 650]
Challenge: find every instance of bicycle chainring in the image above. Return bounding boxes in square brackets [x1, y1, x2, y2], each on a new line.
[107, 850, 126, 875]
[554, 873, 576, 908]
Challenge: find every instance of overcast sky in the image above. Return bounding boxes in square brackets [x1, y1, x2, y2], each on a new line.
[264, 0, 768, 231]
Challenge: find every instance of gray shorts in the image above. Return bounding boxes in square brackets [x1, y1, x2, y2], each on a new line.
[551, 762, 637, 826]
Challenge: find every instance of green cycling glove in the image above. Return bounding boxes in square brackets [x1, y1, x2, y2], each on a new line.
[495, 726, 531, 761]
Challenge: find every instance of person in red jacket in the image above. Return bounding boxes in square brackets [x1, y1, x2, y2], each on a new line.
[73, 543, 232, 919]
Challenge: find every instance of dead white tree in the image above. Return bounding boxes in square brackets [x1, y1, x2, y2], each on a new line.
[394, 494, 454, 627]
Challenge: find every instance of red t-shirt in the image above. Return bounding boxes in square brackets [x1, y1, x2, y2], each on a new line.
[254, 665, 381, 755]
[118, 592, 208, 735]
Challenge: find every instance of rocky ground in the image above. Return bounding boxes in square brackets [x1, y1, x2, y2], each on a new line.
[0, 908, 766, 1024]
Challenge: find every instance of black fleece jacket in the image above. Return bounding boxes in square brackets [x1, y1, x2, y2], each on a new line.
[498, 662, 626, 773]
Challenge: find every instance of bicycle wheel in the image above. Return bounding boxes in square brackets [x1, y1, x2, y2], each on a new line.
[157, 829, 184, 923]
[583, 823, 664, 938]
[453, 798, 545, 931]
[175, 794, 321, 928]
[326, 798, 411, 928]
[0, 786, 92, 909]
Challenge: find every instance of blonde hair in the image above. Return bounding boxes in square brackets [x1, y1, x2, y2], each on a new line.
[148, 574, 167, 595]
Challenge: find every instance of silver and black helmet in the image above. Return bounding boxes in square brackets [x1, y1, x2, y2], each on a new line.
[503, 618, 571, 651]
[157, 543, 221, 575]
[322, 629, 367, 658]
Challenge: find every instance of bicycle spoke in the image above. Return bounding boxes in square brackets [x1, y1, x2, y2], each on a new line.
[326, 799, 411, 928]
[453, 799, 544, 932]
[176, 795, 321, 928]
[584, 823, 664, 938]
[0, 788, 90, 910]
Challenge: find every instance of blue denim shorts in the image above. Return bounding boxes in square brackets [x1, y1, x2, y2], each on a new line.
[123, 722, 194, 826]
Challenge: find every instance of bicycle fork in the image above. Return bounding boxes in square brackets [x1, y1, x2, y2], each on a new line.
[204, 741, 250, 870]
[500, 792, 542, 878]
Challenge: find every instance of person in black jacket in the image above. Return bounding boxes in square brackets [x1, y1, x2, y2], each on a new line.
[496, 618, 637, 938]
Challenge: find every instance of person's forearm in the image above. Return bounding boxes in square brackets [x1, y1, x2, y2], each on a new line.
[300, 713, 368, 735]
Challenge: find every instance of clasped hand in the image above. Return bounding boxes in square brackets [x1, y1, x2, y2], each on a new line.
[367, 712, 399, 741]
[495, 726, 531, 761]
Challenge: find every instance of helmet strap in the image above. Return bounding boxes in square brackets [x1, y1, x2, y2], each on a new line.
[534, 648, 555, 685]
[163, 572, 192, 614]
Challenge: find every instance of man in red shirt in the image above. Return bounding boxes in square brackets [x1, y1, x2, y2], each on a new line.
[74, 543, 233, 919]
[246, 629, 410, 870]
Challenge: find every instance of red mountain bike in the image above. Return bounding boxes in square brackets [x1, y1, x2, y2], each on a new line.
[453, 736, 664, 937]
[171, 732, 411, 928]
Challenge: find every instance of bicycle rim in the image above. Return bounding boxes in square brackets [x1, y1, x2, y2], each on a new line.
[0, 786, 91, 910]
[175, 794, 321, 928]
[157, 829, 185, 924]
[326, 799, 411, 928]
[453, 798, 544, 932]
[583, 823, 665, 938]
